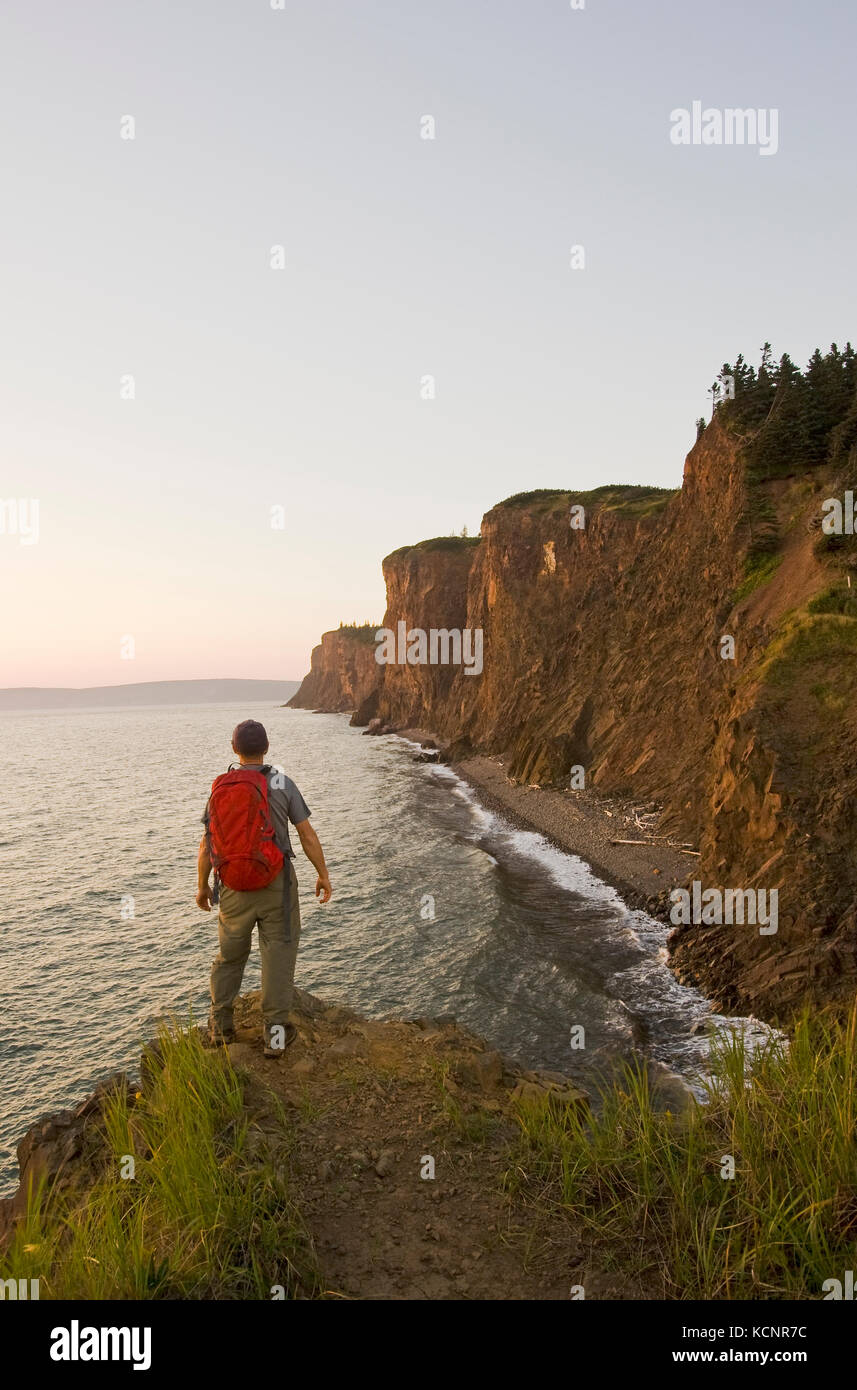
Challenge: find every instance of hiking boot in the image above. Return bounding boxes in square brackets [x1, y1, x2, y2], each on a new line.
[202, 1027, 236, 1048]
[263, 1023, 297, 1059]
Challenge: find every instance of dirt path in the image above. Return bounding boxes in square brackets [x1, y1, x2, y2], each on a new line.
[229, 989, 641, 1300]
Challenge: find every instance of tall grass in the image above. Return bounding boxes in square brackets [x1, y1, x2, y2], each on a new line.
[507, 1006, 857, 1299]
[2, 1023, 317, 1300]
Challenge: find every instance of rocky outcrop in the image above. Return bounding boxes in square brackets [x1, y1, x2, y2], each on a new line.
[287, 628, 380, 716]
[372, 537, 480, 731]
[0, 1074, 137, 1245]
[0, 990, 589, 1289]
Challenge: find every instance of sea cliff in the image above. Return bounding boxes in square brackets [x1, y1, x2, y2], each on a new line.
[290, 355, 857, 1024]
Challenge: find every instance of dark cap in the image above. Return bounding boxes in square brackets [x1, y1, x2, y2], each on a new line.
[232, 720, 269, 757]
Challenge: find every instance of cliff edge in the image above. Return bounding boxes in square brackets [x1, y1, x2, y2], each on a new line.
[288, 348, 857, 1024]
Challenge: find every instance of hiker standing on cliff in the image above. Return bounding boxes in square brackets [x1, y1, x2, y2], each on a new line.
[196, 719, 332, 1058]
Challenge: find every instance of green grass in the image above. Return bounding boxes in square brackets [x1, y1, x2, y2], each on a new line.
[807, 584, 857, 617]
[495, 488, 572, 511]
[759, 610, 857, 690]
[732, 550, 783, 604]
[336, 622, 380, 644]
[506, 1007, 857, 1299]
[384, 535, 482, 561]
[1, 1023, 318, 1300]
[495, 484, 677, 519]
[8, 1004, 856, 1302]
[425, 1057, 503, 1144]
[580, 485, 678, 519]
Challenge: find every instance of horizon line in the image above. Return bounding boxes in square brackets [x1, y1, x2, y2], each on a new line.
[0, 677, 303, 693]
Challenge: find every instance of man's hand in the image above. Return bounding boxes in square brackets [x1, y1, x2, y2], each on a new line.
[296, 818, 332, 905]
[197, 837, 215, 911]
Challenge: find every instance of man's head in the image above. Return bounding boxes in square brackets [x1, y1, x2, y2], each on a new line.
[231, 719, 269, 762]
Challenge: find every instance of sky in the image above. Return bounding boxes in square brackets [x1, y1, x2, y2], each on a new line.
[1, 0, 854, 686]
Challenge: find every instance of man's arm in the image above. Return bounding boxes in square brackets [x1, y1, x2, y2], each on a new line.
[294, 819, 332, 903]
[196, 836, 213, 910]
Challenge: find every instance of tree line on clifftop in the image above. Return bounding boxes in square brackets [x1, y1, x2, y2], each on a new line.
[698, 341, 857, 483]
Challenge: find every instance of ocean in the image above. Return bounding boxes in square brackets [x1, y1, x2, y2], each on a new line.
[0, 702, 772, 1194]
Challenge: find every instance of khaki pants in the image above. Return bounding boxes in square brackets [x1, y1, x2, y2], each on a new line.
[209, 866, 301, 1040]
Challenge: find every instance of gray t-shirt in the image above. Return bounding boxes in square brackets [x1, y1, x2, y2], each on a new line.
[203, 764, 311, 860]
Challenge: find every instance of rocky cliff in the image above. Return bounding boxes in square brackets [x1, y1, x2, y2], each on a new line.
[0, 991, 593, 1299]
[287, 626, 380, 718]
[290, 359, 857, 1022]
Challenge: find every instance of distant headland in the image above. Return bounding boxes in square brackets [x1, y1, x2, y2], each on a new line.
[0, 679, 301, 711]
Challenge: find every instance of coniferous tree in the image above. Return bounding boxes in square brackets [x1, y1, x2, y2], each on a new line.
[702, 341, 857, 478]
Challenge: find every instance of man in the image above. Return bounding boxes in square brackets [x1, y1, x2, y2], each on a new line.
[196, 719, 332, 1057]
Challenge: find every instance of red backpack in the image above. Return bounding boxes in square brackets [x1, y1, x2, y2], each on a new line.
[205, 767, 284, 891]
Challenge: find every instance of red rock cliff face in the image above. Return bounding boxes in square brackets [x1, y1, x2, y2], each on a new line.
[450, 417, 746, 817]
[377, 417, 746, 821]
[373, 540, 480, 730]
[288, 629, 380, 716]
[294, 416, 857, 1020]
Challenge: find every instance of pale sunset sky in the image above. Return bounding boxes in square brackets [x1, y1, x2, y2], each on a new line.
[1, 0, 854, 685]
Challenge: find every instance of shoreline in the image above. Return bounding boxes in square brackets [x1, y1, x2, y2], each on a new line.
[452, 755, 692, 919]
[393, 728, 693, 924]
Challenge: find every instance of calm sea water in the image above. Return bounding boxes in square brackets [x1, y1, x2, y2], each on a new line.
[0, 702, 772, 1194]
